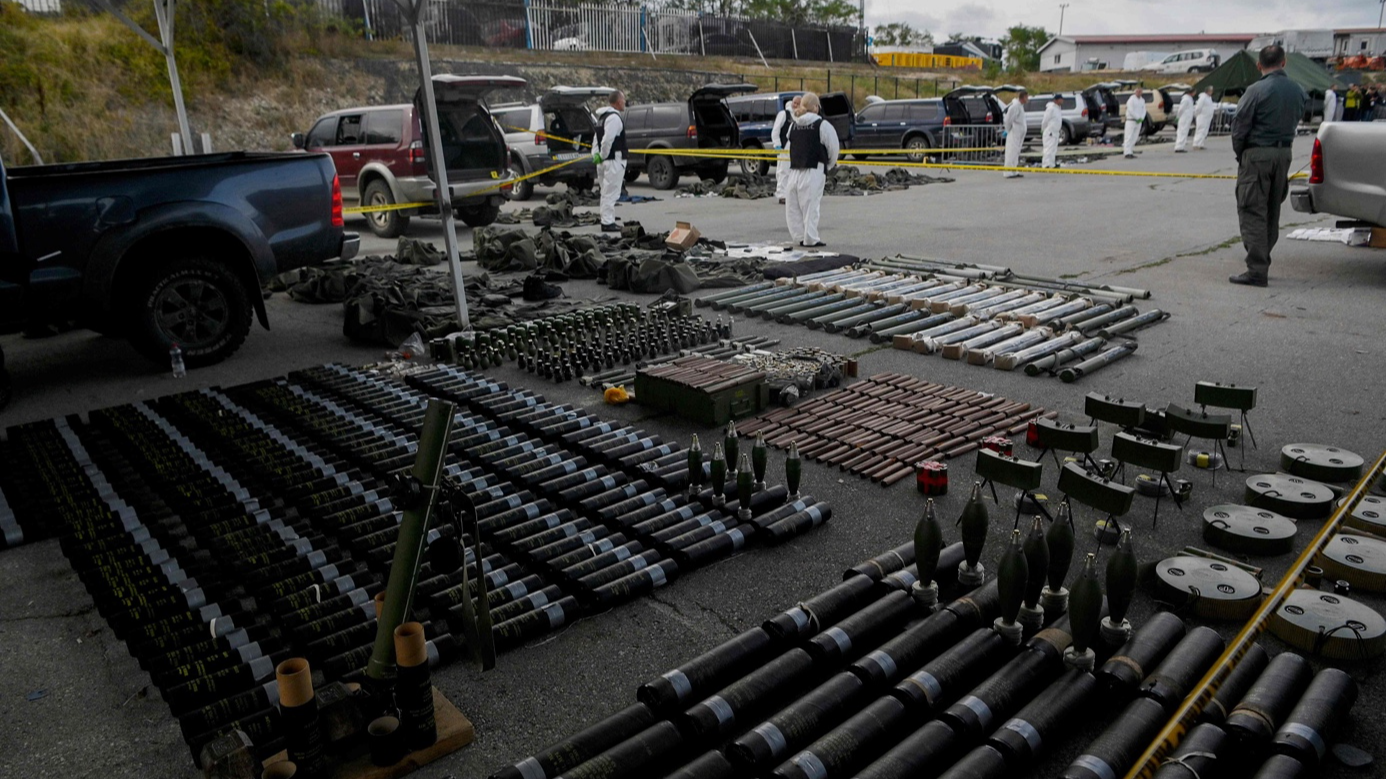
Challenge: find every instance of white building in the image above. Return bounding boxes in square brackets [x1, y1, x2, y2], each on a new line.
[1037, 33, 1257, 72]
[17, 0, 62, 12]
[1334, 28, 1386, 58]
[1248, 30, 1335, 61]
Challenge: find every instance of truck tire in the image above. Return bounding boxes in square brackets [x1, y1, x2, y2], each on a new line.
[738, 143, 769, 178]
[624, 167, 640, 184]
[506, 160, 534, 201]
[457, 202, 502, 228]
[647, 156, 680, 190]
[701, 161, 729, 184]
[570, 175, 595, 193]
[904, 135, 932, 163]
[1061, 124, 1073, 145]
[363, 180, 410, 238]
[130, 256, 251, 369]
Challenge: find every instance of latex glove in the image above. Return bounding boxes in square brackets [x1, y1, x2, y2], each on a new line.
[1001, 130, 1008, 140]
[591, 151, 603, 165]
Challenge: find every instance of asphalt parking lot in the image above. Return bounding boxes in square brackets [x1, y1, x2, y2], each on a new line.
[2, 133, 1384, 779]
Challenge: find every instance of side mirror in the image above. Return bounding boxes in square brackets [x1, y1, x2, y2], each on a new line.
[291, 132, 307, 150]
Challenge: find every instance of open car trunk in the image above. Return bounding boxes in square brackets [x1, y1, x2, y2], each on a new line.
[418, 75, 525, 183]
[690, 84, 757, 149]
[818, 92, 855, 142]
[943, 87, 1002, 125]
[539, 87, 612, 153]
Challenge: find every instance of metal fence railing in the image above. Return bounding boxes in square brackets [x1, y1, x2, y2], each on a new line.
[315, 0, 865, 63]
[938, 124, 1003, 163]
[17, 0, 63, 12]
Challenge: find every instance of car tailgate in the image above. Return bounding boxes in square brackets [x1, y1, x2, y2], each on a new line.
[820, 92, 855, 141]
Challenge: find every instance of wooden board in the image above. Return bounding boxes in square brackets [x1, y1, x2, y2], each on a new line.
[265, 688, 474, 779]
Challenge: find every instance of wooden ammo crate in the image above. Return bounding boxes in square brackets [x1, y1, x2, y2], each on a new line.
[635, 356, 769, 427]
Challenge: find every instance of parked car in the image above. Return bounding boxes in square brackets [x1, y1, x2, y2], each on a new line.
[623, 83, 757, 190]
[1146, 49, 1221, 74]
[295, 75, 521, 238]
[0, 151, 356, 367]
[1020, 91, 1094, 143]
[1291, 122, 1386, 226]
[1105, 80, 1169, 135]
[725, 91, 856, 176]
[852, 87, 1006, 162]
[1083, 82, 1122, 133]
[492, 86, 612, 201]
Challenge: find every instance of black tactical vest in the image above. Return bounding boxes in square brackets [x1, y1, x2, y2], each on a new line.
[789, 119, 826, 170]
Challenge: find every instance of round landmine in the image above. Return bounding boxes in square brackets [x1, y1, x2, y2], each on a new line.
[1202, 504, 1298, 556]
[1270, 589, 1386, 660]
[1187, 449, 1225, 471]
[1279, 444, 1365, 484]
[1134, 474, 1169, 497]
[1245, 474, 1336, 520]
[1316, 533, 1386, 593]
[1154, 556, 1262, 621]
[1343, 494, 1386, 538]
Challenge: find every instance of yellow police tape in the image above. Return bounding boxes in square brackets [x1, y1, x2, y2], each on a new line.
[341, 156, 586, 216]
[1122, 450, 1386, 779]
[343, 144, 1303, 215]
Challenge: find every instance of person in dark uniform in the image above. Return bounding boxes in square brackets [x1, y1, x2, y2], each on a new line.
[1229, 45, 1306, 287]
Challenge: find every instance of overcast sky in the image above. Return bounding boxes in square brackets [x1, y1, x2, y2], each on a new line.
[864, 0, 1384, 41]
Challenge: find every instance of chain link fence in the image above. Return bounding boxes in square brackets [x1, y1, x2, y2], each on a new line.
[317, 0, 864, 63]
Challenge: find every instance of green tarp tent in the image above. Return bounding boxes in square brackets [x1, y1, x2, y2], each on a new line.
[1194, 50, 1343, 98]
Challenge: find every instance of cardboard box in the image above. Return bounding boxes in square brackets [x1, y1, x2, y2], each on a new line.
[666, 221, 701, 251]
[1371, 228, 1386, 249]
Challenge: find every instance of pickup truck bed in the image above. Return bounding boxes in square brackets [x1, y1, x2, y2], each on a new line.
[1, 151, 356, 367]
[1291, 122, 1386, 227]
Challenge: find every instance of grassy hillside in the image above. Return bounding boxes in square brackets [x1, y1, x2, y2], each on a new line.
[2, 0, 1172, 165]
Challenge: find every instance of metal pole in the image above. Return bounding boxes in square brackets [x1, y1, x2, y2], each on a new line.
[749, 29, 770, 68]
[396, 0, 471, 329]
[1059, 3, 1069, 36]
[362, 0, 374, 41]
[0, 107, 43, 164]
[827, 30, 834, 62]
[154, 0, 194, 156]
[792, 28, 799, 60]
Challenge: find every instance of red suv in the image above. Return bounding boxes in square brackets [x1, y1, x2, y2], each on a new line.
[294, 76, 521, 238]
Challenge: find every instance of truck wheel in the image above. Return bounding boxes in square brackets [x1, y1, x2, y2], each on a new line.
[130, 256, 251, 369]
[738, 144, 768, 178]
[701, 161, 729, 184]
[570, 175, 595, 193]
[904, 135, 932, 163]
[647, 156, 680, 190]
[506, 160, 534, 201]
[363, 180, 410, 239]
[457, 202, 502, 228]
[1060, 124, 1073, 145]
[624, 167, 640, 184]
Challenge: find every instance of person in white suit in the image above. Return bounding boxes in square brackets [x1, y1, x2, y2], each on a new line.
[1123, 86, 1146, 158]
[592, 90, 627, 232]
[1174, 89, 1195, 152]
[1003, 89, 1029, 178]
[1193, 86, 1216, 149]
[1041, 93, 1064, 169]
[783, 92, 841, 247]
[771, 95, 801, 204]
[1323, 85, 1338, 125]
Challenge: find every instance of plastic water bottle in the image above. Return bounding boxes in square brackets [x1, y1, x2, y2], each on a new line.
[170, 343, 186, 378]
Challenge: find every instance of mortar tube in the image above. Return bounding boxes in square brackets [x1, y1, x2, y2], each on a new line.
[678, 647, 820, 739]
[851, 580, 999, 687]
[1059, 341, 1138, 383]
[393, 622, 436, 750]
[589, 560, 680, 609]
[972, 329, 1052, 366]
[701, 282, 777, 308]
[906, 317, 977, 350]
[728, 288, 813, 314]
[1096, 612, 1186, 699]
[806, 590, 916, 663]
[1020, 298, 1092, 328]
[784, 297, 862, 323]
[942, 324, 1020, 360]
[1270, 668, 1357, 767]
[892, 627, 1015, 715]
[491, 703, 658, 779]
[824, 304, 909, 334]
[749, 495, 822, 532]
[763, 504, 834, 544]
[1000, 329, 1086, 367]
[884, 279, 957, 303]
[1024, 337, 1107, 376]
[1197, 643, 1269, 726]
[1138, 626, 1226, 712]
[552, 720, 685, 779]
[988, 667, 1099, 767]
[1058, 303, 1113, 328]
[763, 574, 877, 642]
[823, 716, 957, 779]
[1149, 722, 1229, 778]
[1097, 309, 1170, 338]
[853, 310, 930, 337]
[1061, 696, 1169, 779]
[765, 292, 843, 320]
[808, 302, 880, 330]
[846, 541, 915, 580]
[276, 658, 325, 777]
[1072, 304, 1139, 334]
[1225, 652, 1314, 756]
[871, 313, 955, 342]
[918, 321, 1002, 355]
[637, 626, 776, 713]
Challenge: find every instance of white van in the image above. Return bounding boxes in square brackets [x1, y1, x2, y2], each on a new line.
[1148, 49, 1221, 74]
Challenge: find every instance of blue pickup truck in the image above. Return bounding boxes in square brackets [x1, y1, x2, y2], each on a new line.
[725, 91, 856, 176]
[0, 151, 357, 388]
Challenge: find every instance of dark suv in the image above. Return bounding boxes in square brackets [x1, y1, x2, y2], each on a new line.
[725, 91, 856, 176]
[295, 75, 520, 238]
[852, 87, 1005, 161]
[623, 83, 757, 190]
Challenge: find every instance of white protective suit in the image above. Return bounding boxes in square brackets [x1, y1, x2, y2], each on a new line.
[1174, 93, 1195, 151]
[595, 107, 626, 226]
[783, 111, 841, 246]
[1123, 94, 1147, 157]
[1323, 88, 1338, 124]
[1003, 98, 1027, 177]
[1193, 92, 1215, 148]
[771, 105, 794, 198]
[1041, 100, 1063, 169]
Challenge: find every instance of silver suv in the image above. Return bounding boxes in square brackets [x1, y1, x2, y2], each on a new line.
[492, 86, 614, 201]
[1020, 91, 1096, 143]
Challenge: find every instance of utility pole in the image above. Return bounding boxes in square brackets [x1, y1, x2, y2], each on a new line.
[1059, 3, 1070, 36]
[1378, 0, 1384, 31]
